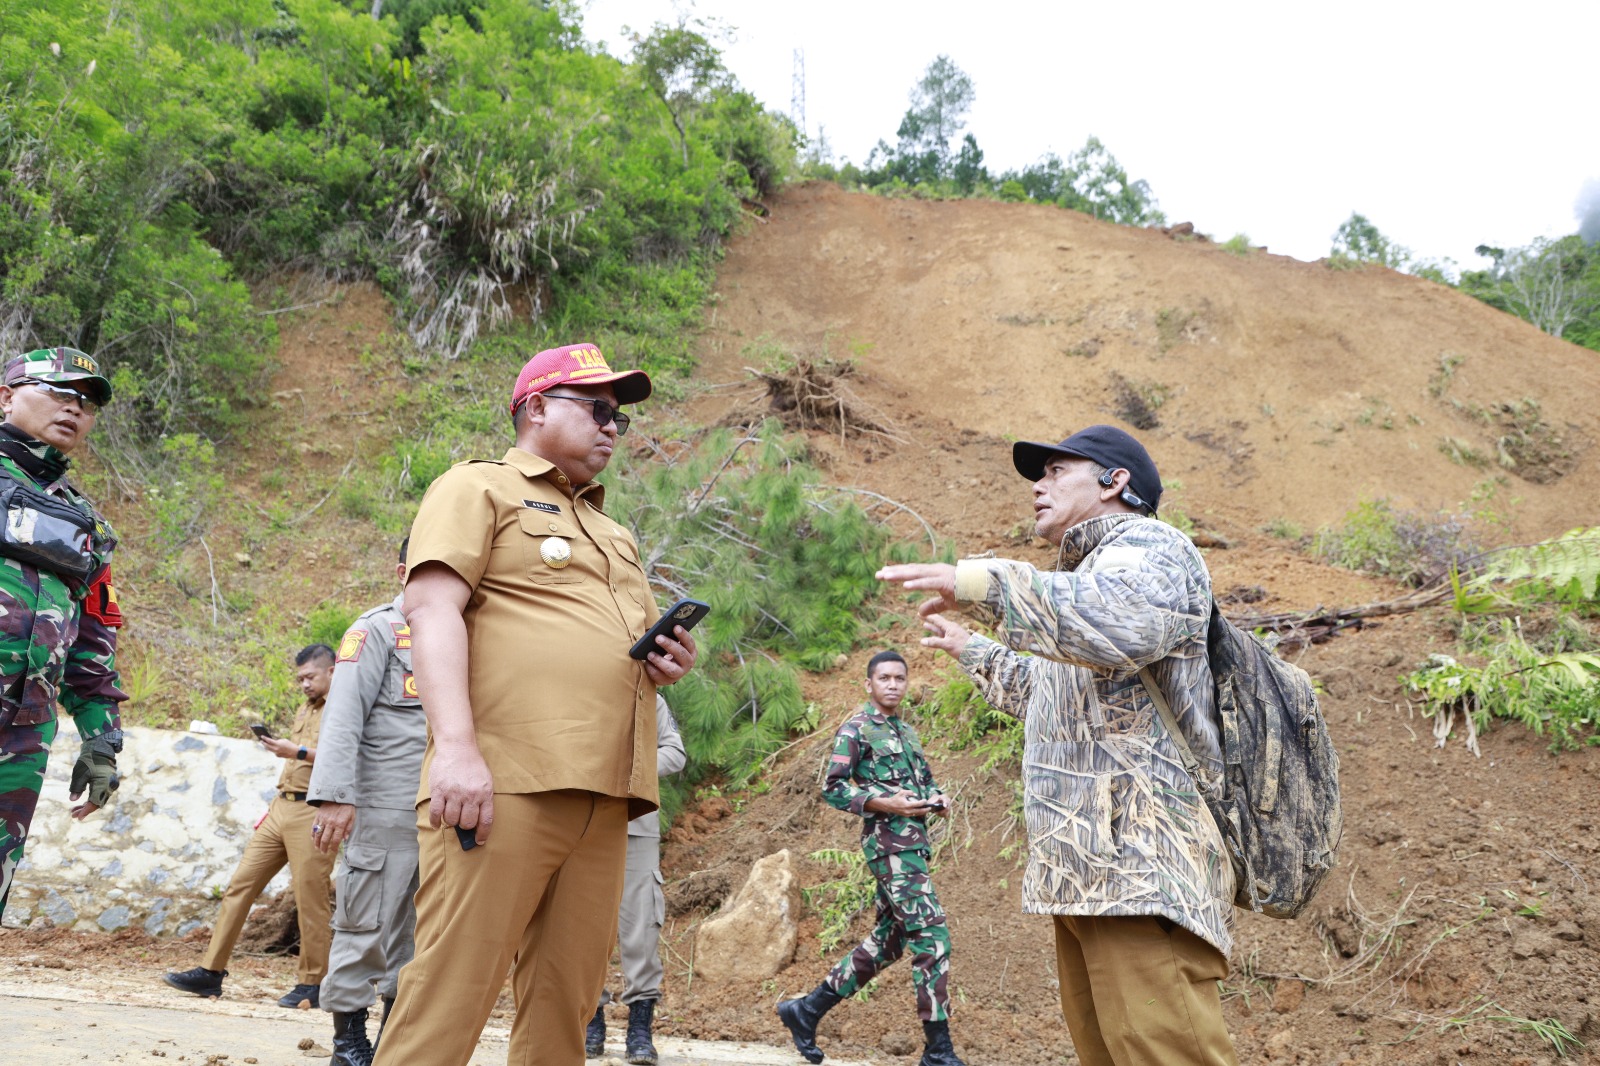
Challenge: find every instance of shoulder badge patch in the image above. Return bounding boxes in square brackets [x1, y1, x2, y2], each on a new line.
[390, 621, 412, 650]
[402, 671, 419, 699]
[523, 500, 560, 514]
[337, 629, 369, 663]
[84, 568, 123, 628]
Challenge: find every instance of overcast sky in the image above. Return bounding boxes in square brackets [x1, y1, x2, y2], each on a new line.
[579, 0, 1599, 271]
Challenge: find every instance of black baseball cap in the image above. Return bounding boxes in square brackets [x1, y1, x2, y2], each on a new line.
[1012, 425, 1163, 514]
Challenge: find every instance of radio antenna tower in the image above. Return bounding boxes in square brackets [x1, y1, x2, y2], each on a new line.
[791, 49, 806, 137]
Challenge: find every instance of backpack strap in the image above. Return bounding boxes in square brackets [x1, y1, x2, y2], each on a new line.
[1139, 668, 1201, 781]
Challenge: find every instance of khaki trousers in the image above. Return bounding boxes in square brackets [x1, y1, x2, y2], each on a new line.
[373, 789, 630, 1066]
[202, 796, 336, 984]
[1052, 914, 1239, 1066]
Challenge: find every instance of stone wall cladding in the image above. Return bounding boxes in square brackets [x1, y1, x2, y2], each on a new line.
[3, 726, 291, 935]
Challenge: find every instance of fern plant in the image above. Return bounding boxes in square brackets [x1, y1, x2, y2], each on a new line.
[1405, 528, 1600, 751]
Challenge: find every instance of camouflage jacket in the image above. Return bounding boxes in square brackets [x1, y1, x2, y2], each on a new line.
[823, 704, 940, 862]
[953, 513, 1235, 956]
[0, 449, 123, 740]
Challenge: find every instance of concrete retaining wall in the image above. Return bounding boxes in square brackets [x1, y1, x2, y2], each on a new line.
[3, 725, 294, 935]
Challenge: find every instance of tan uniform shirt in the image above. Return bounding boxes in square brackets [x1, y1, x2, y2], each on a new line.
[407, 447, 661, 818]
[275, 697, 325, 794]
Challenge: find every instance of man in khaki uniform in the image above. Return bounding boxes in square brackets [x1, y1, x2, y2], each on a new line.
[162, 644, 339, 1007]
[374, 343, 698, 1066]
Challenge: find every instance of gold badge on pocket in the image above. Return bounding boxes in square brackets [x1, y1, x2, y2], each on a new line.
[540, 537, 572, 568]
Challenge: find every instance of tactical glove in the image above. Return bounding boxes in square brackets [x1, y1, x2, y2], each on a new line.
[70, 733, 121, 809]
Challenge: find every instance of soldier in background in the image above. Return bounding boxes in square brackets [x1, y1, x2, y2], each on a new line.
[0, 347, 125, 920]
[777, 650, 965, 1066]
[586, 693, 686, 1065]
[163, 644, 338, 1007]
[308, 538, 428, 1066]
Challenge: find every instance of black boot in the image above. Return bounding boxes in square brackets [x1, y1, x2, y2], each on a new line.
[373, 995, 395, 1056]
[776, 984, 844, 1065]
[624, 999, 658, 1065]
[585, 1003, 606, 1059]
[918, 1019, 965, 1066]
[329, 1008, 374, 1066]
[162, 966, 226, 998]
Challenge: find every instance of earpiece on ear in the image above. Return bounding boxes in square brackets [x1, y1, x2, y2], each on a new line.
[1098, 471, 1115, 488]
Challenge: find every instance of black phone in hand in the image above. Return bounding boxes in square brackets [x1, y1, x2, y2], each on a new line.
[249, 723, 276, 740]
[629, 599, 711, 661]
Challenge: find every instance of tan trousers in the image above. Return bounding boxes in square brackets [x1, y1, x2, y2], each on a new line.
[201, 796, 336, 984]
[373, 790, 630, 1066]
[1052, 914, 1239, 1066]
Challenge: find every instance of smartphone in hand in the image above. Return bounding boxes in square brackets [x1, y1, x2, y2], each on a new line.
[628, 599, 711, 661]
[249, 723, 276, 740]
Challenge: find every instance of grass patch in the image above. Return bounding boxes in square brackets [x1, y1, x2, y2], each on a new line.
[1313, 498, 1479, 587]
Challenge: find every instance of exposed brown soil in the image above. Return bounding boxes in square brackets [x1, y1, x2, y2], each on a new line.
[643, 183, 1600, 1065]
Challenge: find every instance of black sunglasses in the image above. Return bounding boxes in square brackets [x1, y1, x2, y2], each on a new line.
[541, 393, 631, 435]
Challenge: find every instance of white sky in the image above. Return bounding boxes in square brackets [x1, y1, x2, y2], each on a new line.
[579, 0, 1600, 271]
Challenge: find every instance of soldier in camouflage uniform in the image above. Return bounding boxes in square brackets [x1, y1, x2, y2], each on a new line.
[0, 348, 125, 920]
[777, 651, 965, 1066]
[881, 426, 1240, 1066]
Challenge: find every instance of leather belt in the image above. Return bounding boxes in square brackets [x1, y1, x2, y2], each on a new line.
[280, 791, 307, 802]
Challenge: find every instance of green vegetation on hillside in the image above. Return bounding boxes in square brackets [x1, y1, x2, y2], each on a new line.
[1404, 528, 1600, 751]
[1, 0, 794, 448]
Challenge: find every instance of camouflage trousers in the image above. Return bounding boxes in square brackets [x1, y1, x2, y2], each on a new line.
[0, 713, 58, 918]
[823, 848, 952, 1021]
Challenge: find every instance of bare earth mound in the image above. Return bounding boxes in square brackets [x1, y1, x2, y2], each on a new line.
[654, 184, 1600, 1065]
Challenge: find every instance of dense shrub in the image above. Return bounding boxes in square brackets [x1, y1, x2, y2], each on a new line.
[0, 0, 796, 441]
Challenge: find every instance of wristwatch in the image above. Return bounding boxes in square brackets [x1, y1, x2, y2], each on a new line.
[297, 746, 307, 761]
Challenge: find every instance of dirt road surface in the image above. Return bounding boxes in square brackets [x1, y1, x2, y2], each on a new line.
[5, 982, 874, 1066]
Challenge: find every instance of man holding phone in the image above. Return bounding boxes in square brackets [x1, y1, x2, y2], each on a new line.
[163, 644, 338, 1007]
[375, 343, 697, 1066]
[778, 650, 966, 1066]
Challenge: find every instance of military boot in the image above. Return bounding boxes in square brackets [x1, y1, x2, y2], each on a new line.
[624, 999, 658, 1065]
[373, 995, 396, 1056]
[917, 1019, 966, 1066]
[585, 1004, 606, 1058]
[329, 1008, 374, 1066]
[776, 983, 844, 1065]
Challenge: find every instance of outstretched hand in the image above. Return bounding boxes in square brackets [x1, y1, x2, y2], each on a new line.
[876, 563, 958, 617]
[920, 613, 973, 659]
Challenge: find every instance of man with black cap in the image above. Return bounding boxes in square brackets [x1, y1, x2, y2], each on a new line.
[879, 426, 1239, 1066]
[374, 342, 698, 1066]
[0, 347, 124, 920]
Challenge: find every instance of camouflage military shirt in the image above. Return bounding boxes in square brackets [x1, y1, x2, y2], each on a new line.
[0, 449, 123, 738]
[824, 705, 940, 862]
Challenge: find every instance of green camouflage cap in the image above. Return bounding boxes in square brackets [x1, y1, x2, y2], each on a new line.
[3, 347, 113, 405]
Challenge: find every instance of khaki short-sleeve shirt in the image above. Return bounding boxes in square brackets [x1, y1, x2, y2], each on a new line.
[406, 447, 661, 818]
[275, 698, 325, 794]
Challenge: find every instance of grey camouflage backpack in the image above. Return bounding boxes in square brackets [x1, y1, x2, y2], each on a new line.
[1142, 604, 1343, 919]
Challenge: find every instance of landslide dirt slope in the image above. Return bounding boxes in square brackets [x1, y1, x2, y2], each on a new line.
[691, 181, 1600, 541]
[651, 183, 1600, 1065]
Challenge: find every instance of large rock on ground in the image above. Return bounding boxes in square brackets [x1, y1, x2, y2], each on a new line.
[693, 849, 800, 983]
